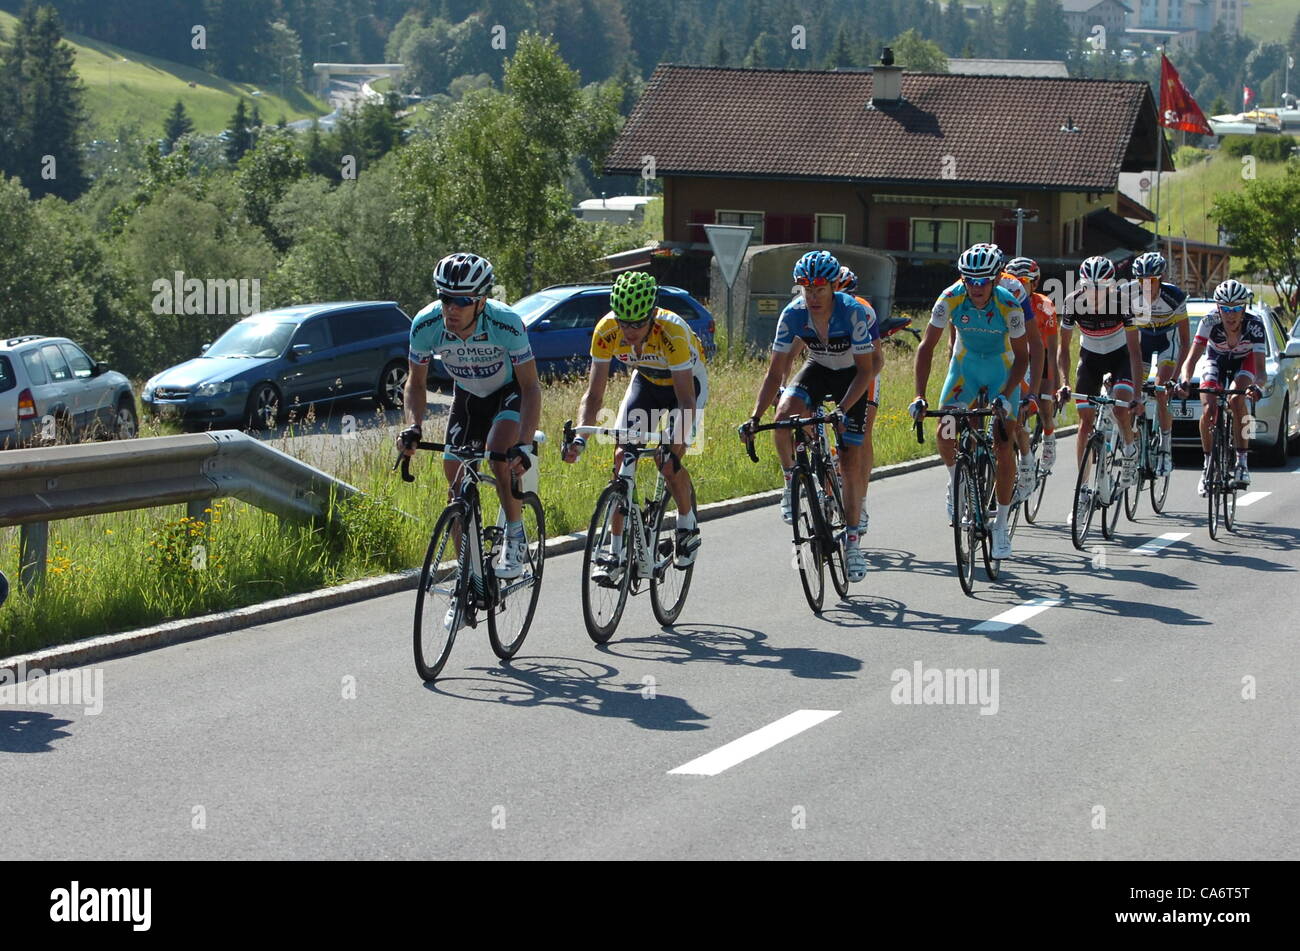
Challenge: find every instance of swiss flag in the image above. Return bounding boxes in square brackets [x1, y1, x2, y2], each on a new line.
[1243, 85, 1255, 111]
[1158, 54, 1212, 135]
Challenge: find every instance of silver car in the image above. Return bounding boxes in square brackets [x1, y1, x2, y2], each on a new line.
[0, 334, 139, 449]
[1156, 300, 1300, 465]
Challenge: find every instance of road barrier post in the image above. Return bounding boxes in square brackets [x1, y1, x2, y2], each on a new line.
[20, 521, 48, 593]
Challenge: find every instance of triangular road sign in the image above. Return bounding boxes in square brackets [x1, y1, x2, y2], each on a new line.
[703, 224, 753, 288]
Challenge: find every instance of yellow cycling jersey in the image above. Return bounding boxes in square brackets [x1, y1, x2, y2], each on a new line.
[590, 308, 707, 385]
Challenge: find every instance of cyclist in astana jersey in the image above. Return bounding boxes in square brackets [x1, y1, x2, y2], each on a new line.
[741, 250, 878, 583]
[910, 244, 1030, 560]
[1176, 279, 1267, 494]
[1125, 250, 1189, 478]
[1056, 255, 1146, 491]
[400, 252, 543, 584]
[1006, 256, 1060, 470]
[948, 244, 1043, 498]
[563, 270, 708, 574]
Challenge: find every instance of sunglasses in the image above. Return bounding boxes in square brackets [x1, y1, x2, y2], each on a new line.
[795, 276, 832, 287]
[962, 276, 993, 288]
[1219, 304, 1246, 313]
[616, 316, 652, 329]
[439, 293, 477, 307]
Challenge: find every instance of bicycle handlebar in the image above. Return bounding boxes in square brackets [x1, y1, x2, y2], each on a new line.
[393, 441, 531, 498]
[738, 411, 844, 463]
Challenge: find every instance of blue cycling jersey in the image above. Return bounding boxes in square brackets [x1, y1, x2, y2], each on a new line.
[772, 291, 877, 370]
[930, 281, 1026, 357]
[409, 298, 534, 398]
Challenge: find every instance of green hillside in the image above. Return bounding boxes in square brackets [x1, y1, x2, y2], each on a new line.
[1152, 148, 1292, 254]
[0, 9, 326, 139]
[1242, 0, 1297, 45]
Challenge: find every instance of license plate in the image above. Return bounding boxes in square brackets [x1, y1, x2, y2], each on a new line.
[1170, 402, 1198, 419]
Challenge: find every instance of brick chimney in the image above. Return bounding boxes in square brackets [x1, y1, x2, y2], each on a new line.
[870, 47, 903, 109]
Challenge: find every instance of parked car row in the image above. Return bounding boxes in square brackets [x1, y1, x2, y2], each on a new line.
[1, 286, 719, 448]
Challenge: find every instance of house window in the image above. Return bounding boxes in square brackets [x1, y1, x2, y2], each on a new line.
[816, 214, 846, 244]
[964, 220, 994, 247]
[716, 209, 764, 243]
[911, 218, 961, 254]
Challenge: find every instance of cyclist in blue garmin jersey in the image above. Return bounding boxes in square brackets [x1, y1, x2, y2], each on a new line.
[742, 250, 879, 583]
[398, 252, 543, 582]
[910, 245, 1031, 560]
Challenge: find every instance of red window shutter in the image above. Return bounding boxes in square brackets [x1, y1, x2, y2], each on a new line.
[885, 218, 908, 251]
[765, 214, 786, 244]
[789, 214, 814, 243]
[688, 209, 712, 241]
[994, 222, 1017, 252]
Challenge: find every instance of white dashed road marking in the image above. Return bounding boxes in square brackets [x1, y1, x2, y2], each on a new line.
[1235, 491, 1270, 507]
[1133, 532, 1190, 555]
[668, 710, 840, 776]
[971, 598, 1062, 633]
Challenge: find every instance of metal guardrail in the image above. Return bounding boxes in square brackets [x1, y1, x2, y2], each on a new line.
[0, 431, 358, 592]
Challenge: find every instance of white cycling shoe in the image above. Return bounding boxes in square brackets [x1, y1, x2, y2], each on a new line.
[494, 534, 527, 579]
[1197, 472, 1209, 498]
[780, 481, 793, 524]
[1042, 434, 1057, 471]
[845, 543, 867, 582]
[991, 523, 1013, 560]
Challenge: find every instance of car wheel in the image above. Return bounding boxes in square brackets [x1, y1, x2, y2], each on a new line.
[378, 360, 407, 410]
[114, 397, 139, 439]
[1262, 397, 1289, 467]
[244, 383, 283, 431]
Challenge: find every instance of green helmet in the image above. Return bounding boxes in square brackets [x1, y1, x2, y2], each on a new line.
[609, 271, 657, 323]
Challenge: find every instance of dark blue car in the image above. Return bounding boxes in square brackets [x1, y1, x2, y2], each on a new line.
[425, 284, 717, 381]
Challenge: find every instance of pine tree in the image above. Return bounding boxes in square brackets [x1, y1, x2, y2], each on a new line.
[225, 98, 254, 164]
[1, 4, 88, 199]
[944, 0, 969, 58]
[711, 34, 728, 66]
[1002, 0, 1031, 60]
[826, 26, 856, 68]
[163, 99, 195, 150]
[1029, 0, 1070, 61]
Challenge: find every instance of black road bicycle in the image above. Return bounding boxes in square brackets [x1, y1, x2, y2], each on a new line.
[565, 421, 696, 643]
[1123, 381, 1176, 521]
[1194, 385, 1257, 540]
[742, 407, 850, 614]
[396, 439, 546, 682]
[914, 395, 1007, 596]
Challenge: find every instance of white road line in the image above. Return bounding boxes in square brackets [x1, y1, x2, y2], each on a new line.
[1133, 532, 1190, 555]
[1235, 491, 1270, 507]
[972, 598, 1061, 633]
[668, 709, 840, 776]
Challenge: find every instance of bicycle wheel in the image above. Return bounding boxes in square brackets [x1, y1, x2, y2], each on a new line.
[1222, 429, 1238, 534]
[413, 504, 468, 682]
[951, 456, 978, 595]
[820, 455, 850, 600]
[1071, 437, 1101, 551]
[487, 492, 545, 661]
[1149, 423, 1171, 514]
[1023, 419, 1047, 525]
[1206, 432, 1221, 540]
[791, 468, 825, 613]
[1123, 431, 1145, 521]
[581, 482, 633, 644]
[649, 494, 695, 626]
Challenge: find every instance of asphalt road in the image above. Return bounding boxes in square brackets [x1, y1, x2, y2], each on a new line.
[1, 450, 1296, 860]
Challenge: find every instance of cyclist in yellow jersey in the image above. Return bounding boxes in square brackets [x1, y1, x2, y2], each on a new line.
[563, 271, 708, 575]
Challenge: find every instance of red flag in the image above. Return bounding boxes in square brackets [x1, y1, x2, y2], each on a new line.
[1158, 54, 1212, 135]
[1243, 85, 1255, 111]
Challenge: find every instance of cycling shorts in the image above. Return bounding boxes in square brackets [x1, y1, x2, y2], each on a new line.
[939, 353, 1019, 416]
[445, 379, 521, 460]
[1140, 327, 1181, 369]
[615, 370, 708, 447]
[783, 361, 872, 447]
[1074, 348, 1134, 406]
[1197, 352, 1255, 390]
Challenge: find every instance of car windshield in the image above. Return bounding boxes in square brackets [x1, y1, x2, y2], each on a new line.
[205, 321, 296, 358]
[511, 291, 569, 325]
[0, 356, 14, 394]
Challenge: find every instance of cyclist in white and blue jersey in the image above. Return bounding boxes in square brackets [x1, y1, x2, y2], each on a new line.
[742, 250, 879, 583]
[1125, 250, 1189, 477]
[910, 245, 1030, 560]
[398, 252, 543, 582]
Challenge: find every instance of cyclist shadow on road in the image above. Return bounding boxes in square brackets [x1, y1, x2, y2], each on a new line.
[0, 710, 74, 753]
[425, 655, 709, 731]
[596, 624, 862, 681]
[824, 596, 1046, 645]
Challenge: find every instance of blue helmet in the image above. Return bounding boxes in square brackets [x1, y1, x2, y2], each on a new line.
[1132, 251, 1167, 278]
[793, 250, 841, 284]
[957, 245, 1002, 278]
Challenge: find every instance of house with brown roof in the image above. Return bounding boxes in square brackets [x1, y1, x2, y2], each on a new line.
[603, 61, 1170, 314]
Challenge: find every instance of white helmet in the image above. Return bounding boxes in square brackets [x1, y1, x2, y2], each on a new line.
[1212, 279, 1251, 306]
[434, 252, 494, 296]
